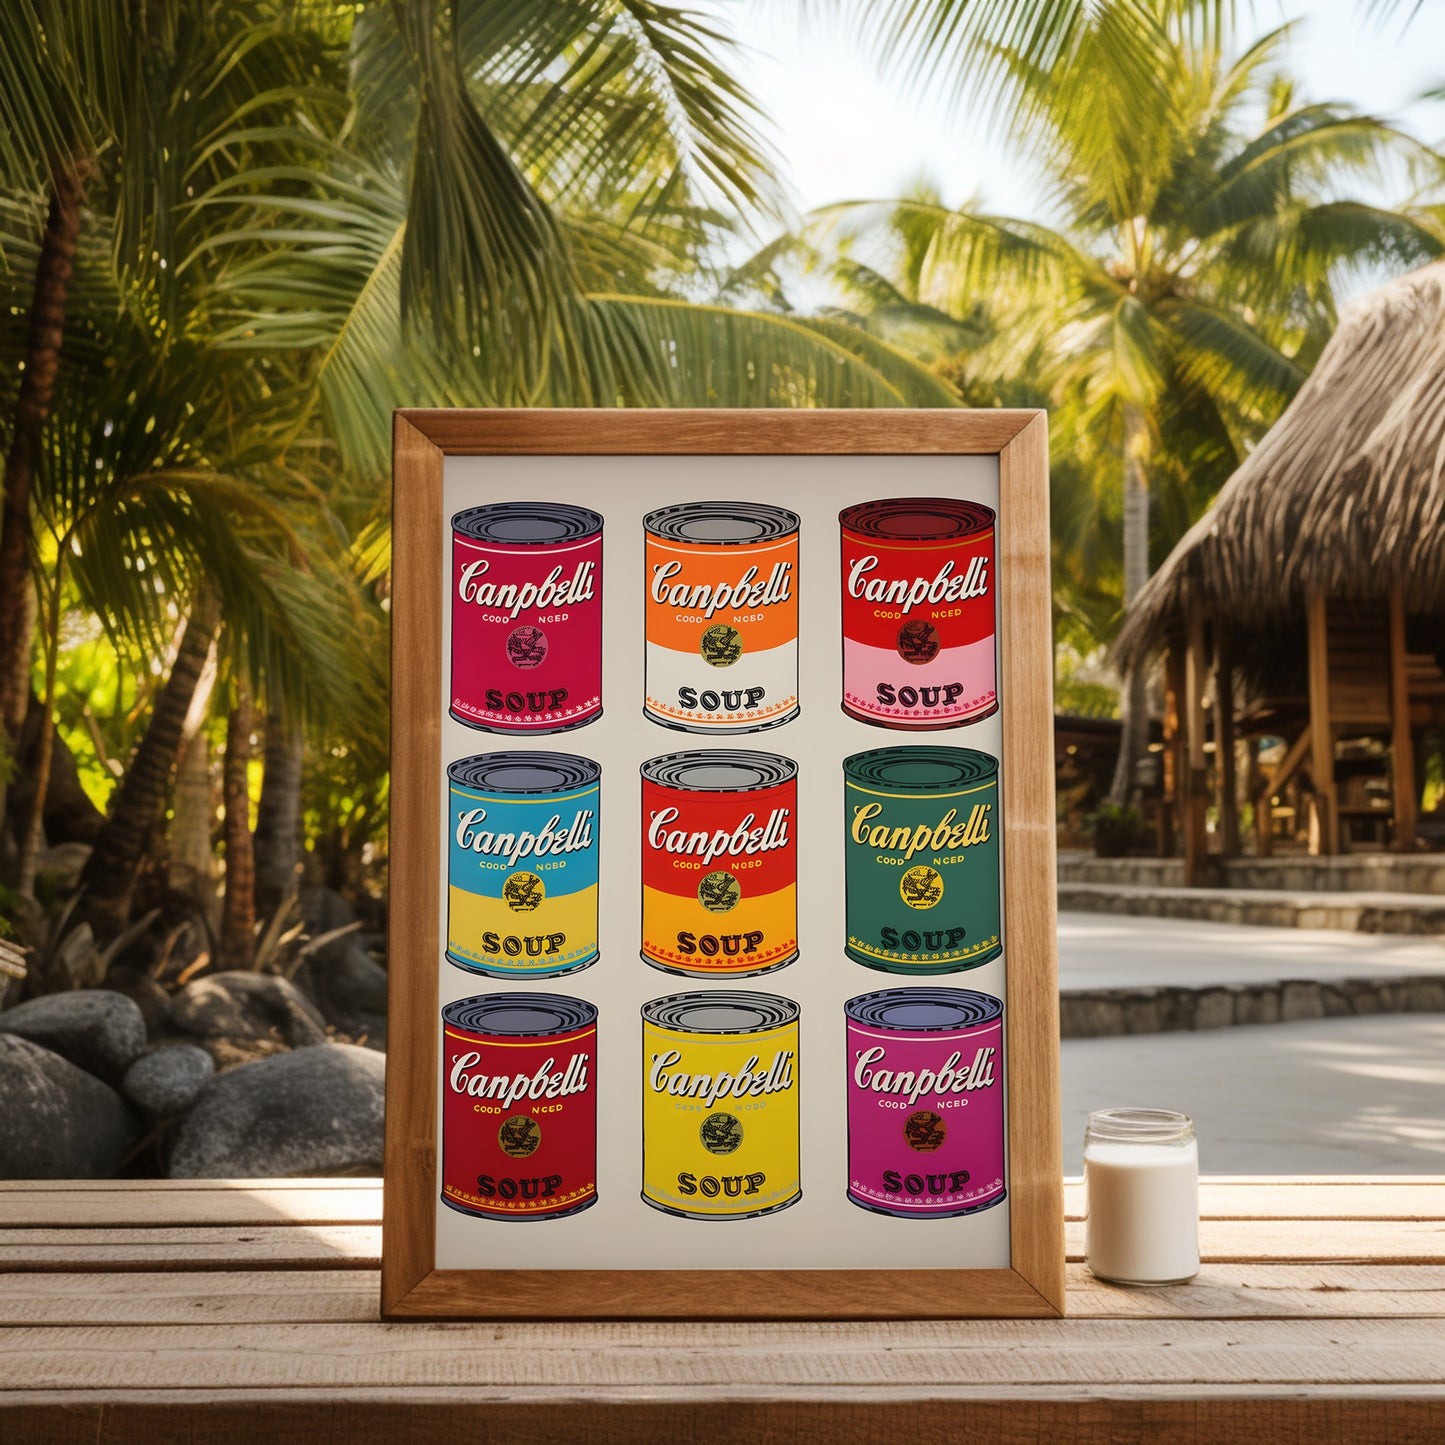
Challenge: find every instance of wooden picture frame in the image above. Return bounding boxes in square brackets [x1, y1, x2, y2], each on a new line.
[383, 408, 1062, 1320]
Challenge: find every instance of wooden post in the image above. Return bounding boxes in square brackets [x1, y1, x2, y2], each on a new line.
[1214, 625, 1239, 857]
[1160, 642, 1184, 858]
[1184, 604, 1210, 885]
[1388, 587, 1418, 851]
[1248, 738, 1272, 858]
[1306, 591, 1338, 855]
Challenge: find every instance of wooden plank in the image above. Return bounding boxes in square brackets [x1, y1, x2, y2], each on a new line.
[1064, 1181, 1445, 1222]
[1389, 587, 1419, 850]
[4, 1318, 1445, 1392]
[1308, 589, 1338, 855]
[1065, 1263, 1445, 1318]
[382, 413, 443, 1317]
[5, 1396, 1445, 1445]
[0, 1188, 385, 1228]
[0, 1224, 381, 1271]
[4, 1264, 1443, 1328]
[4, 1217, 1442, 1272]
[398, 407, 1042, 456]
[1184, 603, 1210, 884]
[996, 411, 1065, 1318]
[1064, 1219, 1445, 1264]
[4, 1179, 1437, 1231]
[1215, 626, 1240, 855]
[0, 1271, 381, 1326]
[0, 1179, 380, 1192]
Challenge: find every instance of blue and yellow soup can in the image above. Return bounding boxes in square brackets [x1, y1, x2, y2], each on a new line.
[446, 753, 601, 978]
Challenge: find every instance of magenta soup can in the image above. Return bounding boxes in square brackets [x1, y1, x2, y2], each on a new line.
[451, 502, 603, 735]
[845, 987, 1005, 1219]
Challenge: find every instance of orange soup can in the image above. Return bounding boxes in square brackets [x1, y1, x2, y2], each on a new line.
[643, 502, 799, 733]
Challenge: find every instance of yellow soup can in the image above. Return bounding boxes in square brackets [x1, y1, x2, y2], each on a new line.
[641, 991, 801, 1221]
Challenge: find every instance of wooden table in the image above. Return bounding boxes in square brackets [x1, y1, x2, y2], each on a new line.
[2, 1178, 1442, 1442]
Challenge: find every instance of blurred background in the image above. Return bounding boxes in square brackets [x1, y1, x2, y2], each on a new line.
[1, 0, 1442, 1180]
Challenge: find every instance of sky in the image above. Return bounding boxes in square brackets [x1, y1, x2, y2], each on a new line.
[708, 0, 1445, 230]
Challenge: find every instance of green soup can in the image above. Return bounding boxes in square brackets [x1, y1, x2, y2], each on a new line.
[843, 746, 1001, 974]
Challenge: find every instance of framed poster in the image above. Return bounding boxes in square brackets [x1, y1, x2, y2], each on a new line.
[383, 409, 1062, 1320]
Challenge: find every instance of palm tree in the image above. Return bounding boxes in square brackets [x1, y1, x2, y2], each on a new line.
[807, 16, 1443, 800]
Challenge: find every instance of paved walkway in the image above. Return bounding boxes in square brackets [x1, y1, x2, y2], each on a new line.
[1058, 910, 1445, 991]
[1063, 1013, 1445, 1173]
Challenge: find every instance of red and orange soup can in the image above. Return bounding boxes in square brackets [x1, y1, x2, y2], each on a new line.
[640, 750, 798, 977]
[441, 994, 598, 1221]
[839, 498, 996, 729]
[643, 501, 799, 733]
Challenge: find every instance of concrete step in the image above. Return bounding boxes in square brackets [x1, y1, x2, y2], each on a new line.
[1057, 881, 1445, 934]
[1061, 973, 1445, 1038]
[1057, 850, 1445, 895]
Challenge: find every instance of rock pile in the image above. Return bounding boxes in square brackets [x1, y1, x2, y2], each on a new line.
[0, 889, 387, 1180]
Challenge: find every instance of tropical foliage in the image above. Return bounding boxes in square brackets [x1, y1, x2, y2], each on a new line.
[0, 0, 1439, 987]
[785, 6, 1444, 797]
[0, 0, 953, 982]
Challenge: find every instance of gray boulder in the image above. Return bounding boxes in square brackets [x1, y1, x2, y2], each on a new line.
[298, 885, 357, 936]
[297, 934, 387, 1028]
[0, 988, 147, 1083]
[122, 1044, 215, 1120]
[171, 971, 327, 1050]
[104, 968, 174, 1039]
[0, 1033, 141, 1178]
[168, 1042, 385, 1178]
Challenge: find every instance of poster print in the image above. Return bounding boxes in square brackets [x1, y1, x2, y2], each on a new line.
[387, 411, 1062, 1321]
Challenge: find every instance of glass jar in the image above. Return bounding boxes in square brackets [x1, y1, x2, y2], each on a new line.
[1084, 1107, 1199, 1286]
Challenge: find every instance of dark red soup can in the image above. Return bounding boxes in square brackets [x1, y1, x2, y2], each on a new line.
[441, 994, 598, 1221]
[840, 498, 996, 729]
[451, 503, 603, 735]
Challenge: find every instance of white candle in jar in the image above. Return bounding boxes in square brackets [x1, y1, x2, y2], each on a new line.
[1084, 1108, 1199, 1285]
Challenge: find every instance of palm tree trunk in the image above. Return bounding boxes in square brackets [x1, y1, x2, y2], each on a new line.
[0, 160, 91, 744]
[254, 710, 303, 915]
[218, 687, 256, 970]
[78, 594, 219, 937]
[168, 726, 217, 925]
[1108, 404, 1150, 805]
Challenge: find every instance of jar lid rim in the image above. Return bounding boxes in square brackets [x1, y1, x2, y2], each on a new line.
[1087, 1106, 1194, 1141]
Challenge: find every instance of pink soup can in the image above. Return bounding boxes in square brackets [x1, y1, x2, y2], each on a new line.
[845, 987, 1005, 1219]
[451, 503, 603, 735]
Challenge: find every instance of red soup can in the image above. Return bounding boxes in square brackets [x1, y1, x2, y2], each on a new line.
[451, 503, 603, 735]
[840, 498, 996, 729]
[441, 993, 597, 1221]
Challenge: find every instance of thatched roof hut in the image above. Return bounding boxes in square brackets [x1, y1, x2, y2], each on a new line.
[1113, 263, 1445, 878]
[1117, 262, 1445, 667]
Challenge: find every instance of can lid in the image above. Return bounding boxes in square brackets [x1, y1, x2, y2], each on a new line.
[641, 749, 797, 791]
[452, 502, 603, 546]
[448, 752, 600, 794]
[843, 745, 997, 792]
[443, 993, 597, 1035]
[845, 987, 1003, 1031]
[644, 500, 799, 546]
[839, 497, 994, 541]
[642, 990, 799, 1033]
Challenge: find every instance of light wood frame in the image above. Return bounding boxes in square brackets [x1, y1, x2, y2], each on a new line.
[383, 408, 1061, 1321]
